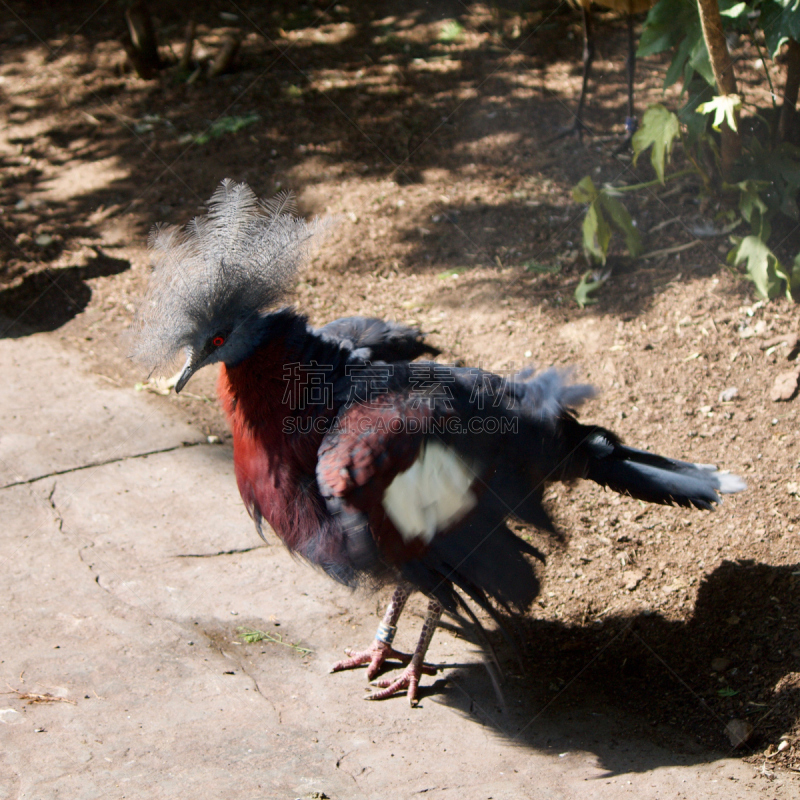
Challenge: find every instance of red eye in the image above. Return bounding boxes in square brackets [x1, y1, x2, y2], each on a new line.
[212, 336, 225, 348]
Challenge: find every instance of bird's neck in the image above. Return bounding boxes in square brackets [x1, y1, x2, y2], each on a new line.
[218, 309, 346, 451]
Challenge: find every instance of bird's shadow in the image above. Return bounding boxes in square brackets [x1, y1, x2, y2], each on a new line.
[0, 248, 130, 338]
[428, 559, 800, 775]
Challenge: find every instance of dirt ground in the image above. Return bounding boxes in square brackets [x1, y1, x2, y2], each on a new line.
[2, 0, 800, 791]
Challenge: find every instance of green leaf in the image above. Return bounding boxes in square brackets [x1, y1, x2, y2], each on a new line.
[599, 193, 643, 257]
[679, 78, 712, 144]
[717, 687, 739, 697]
[194, 114, 260, 144]
[730, 235, 786, 300]
[696, 94, 742, 132]
[582, 203, 611, 265]
[688, 33, 715, 86]
[773, 249, 800, 300]
[638, 0, 700, 60]
[663, 28, 700, 89]
[738, 141, 800, 223]
[737, 179, 770, 225]
[572, 175, 599, 204]
[438, 20, 463, 42]
[759, 0, 800, 58]
[575, 270, 610, 308]
[719, 2, 747, 19]
[632, 104, 680, 184]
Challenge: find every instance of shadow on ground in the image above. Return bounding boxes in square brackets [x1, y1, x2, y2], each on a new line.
[0, 0, 685, 328]
[0, 247, 130, 337]
[429, 559, 800, 768]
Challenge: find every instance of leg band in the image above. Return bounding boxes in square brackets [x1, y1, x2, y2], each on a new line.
[375, 622, 397, 645]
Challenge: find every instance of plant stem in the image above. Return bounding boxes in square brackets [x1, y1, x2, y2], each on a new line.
[608, 168, 697, 193]
[678, 126, 713, 190]
[748, 21, 777, 111]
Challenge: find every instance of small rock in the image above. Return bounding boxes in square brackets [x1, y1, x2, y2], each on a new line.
[622, 569, 644, 591]
[725, 719, 753, 748]
[788, 482, 800, 497]
[207, 435, 221, 444]
[711, 657, 731, 672]
[0, 709, 21, 724]
[34, 233, 53, 247]
[761, 333, 799, 354]
[770, 368, 800, 402]
[777, 739, 790, 753]
[719, 387, 739, 403]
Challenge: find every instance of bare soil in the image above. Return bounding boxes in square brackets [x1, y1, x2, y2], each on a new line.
[2, 0, 800, 783]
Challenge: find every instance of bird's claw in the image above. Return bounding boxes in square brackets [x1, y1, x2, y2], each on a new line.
[366, 661, 437, 706]
[330, 640, 413, 680]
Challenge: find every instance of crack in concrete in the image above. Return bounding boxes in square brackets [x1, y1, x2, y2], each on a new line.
[175, 546, 265, 558]
[0, 441, 208, 491]
[47, 482, 64, 532]
[236, 658, 277, 714]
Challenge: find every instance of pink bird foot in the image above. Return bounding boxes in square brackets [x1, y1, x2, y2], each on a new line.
[330, 640, 414, 681]
[367, 660, 438, 706]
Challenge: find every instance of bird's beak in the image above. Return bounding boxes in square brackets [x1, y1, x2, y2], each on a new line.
[175, 350, 201, 394]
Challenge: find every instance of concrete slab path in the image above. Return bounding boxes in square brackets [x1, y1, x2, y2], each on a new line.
[0, 334, 787, 798]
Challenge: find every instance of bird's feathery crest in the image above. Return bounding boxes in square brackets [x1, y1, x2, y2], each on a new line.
[132, 179, 324, 372]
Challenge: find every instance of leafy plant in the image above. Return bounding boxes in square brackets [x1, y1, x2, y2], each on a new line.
[193, 113, 260, 144]
[522, 259, 561, 274]
[575, 270, 611, 308]
[632, 104, 682, 183]
[566, 0, 800, 308]
[237, 626, 312, 656]
[759, 0, 800, 57]
[438, 20, 464, 43]
[572, 177, 643, 266]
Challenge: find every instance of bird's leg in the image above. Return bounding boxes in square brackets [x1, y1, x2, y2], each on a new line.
[575, 6, 595, 141]
[330, 584, 418, 680]
[368, 597, 443, 707]
[547, 6, 595, 144]
[614, 12, 639, 153]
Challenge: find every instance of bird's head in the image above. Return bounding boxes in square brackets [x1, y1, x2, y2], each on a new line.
[132, 179, 324, 391]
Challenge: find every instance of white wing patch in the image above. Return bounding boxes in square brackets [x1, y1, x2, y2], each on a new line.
[382, 440, 478, 544]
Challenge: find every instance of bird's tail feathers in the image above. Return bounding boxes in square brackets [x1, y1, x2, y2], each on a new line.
[581, 428, 746, 509]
